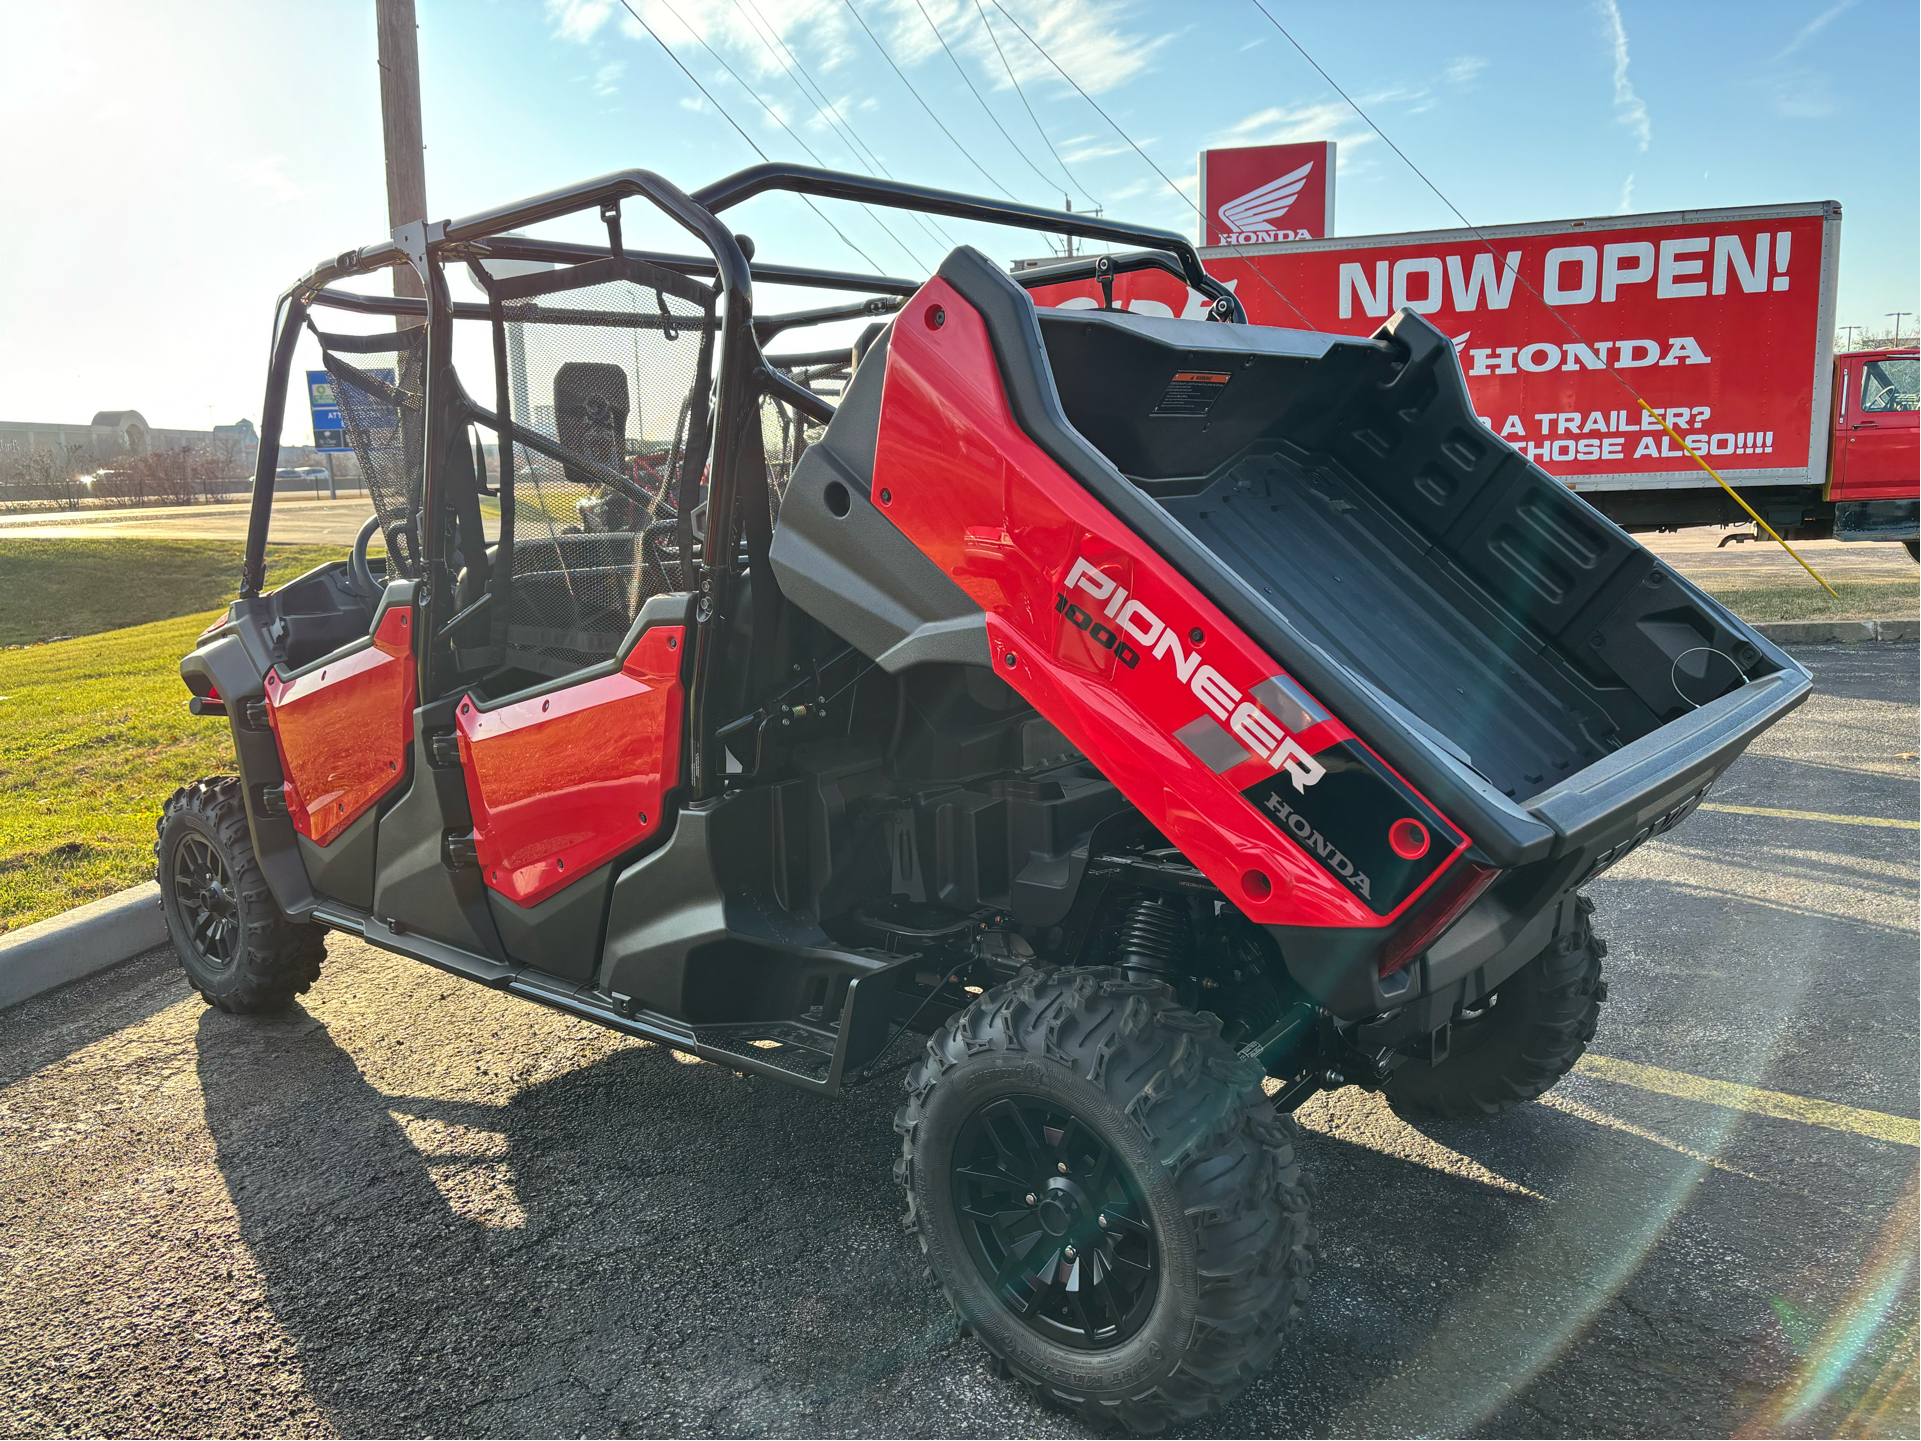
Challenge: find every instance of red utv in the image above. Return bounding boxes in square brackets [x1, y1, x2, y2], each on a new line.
[160, 166, 1809, 1431]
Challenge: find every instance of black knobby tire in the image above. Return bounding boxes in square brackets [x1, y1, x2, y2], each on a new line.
[154, 776, 325, 1014]
[1385, 895, 1608, 1120]
[895, 967, 1317, 1433]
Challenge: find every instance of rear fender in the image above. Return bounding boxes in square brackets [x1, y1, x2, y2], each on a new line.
[869, 273, 1473, 937]
[179, 633, 316, 917]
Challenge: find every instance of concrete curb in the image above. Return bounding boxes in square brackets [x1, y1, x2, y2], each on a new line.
[0, 882, 169, 1011]
[1753, 617, 1917, 645]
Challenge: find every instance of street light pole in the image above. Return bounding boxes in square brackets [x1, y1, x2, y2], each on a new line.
[376, 0, 428, 316]
[1887, 312, 1913, 345]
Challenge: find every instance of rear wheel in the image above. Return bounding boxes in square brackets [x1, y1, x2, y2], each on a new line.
[155, 776, 325, 1014]
[1385, 896, 1607, 1120]
[896, 967, 1316, 1433]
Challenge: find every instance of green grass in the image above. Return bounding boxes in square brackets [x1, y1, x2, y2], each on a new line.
[0, 539, 351, 646]
[0, 547, 344, 932]
[1692, 578, 1918, 624]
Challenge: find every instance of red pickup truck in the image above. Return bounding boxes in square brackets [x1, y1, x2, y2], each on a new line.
[1828, 346, 1919, 557]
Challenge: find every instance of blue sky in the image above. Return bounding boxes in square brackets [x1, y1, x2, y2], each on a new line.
[0, 0, 1913, 438]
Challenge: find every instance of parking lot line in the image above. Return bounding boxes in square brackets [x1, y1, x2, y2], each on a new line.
[1576, 1055, 1920, 1146]
[1696, 802, 1919, 830]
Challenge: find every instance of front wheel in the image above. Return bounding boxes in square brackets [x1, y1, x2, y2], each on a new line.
[1385, 895, 1607, 1120]
[155, 776, 325, 1014]
[895, 968, 1316, 1433]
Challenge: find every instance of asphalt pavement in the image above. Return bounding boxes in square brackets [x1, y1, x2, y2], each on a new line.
[0, 643, 1914, 1438]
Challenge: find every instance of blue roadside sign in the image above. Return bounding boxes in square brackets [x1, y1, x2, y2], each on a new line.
[308, 368, 395, 452]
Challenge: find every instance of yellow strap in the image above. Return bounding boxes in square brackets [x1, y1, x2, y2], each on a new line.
[1635, 400, 1840, 598]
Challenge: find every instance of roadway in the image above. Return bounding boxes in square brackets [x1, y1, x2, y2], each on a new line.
[1, 501, 1917, 590]
[0, 495, 375, 546]
[0, 642, 1914, 1437]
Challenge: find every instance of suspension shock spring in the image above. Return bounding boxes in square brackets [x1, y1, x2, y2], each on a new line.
[1117, 896, 1189, 982]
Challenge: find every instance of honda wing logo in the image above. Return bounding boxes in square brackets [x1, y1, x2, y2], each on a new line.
[1217, 160, 1315, 240]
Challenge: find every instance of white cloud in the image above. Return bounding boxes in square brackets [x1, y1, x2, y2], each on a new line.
[907, 0, 1173, 97]
[1753, 1, 1853, 119]
[234, 155, 308, 204]
[1776, 0, 1857, 58]
[1761, 66, 1841, 118]
[547, 0, 617, 42]
[592, 60, 627, 96]
[1619, 171, 1635, 212]
[1060, 137, 1132, 164]
[1596, 0, 1651, 152]
[1443, 55, 1487, 86]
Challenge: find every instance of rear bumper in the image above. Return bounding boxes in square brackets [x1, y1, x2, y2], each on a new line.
[1272, 657, 1811, 1022]
[1526, 666, 1811, 875]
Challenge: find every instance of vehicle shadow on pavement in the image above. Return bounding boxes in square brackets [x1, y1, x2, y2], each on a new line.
[191, 994, 1538, 1439]
[194, 1004, 997, 1438]
[192, 995, 1902, 1440]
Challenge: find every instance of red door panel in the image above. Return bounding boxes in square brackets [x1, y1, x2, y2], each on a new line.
[871, 279, 1467, 930]
[1832, 355, 1921, 501]
[455, 625, 686, 908]
[264, 605, 417, 845]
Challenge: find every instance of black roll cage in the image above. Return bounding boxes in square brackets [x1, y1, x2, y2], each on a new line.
[240, 162, 1244, 801]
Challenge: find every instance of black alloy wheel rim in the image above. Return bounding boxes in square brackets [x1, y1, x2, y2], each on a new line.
[951, 1093, 1160, 1350]
[173, 832, 240, 971]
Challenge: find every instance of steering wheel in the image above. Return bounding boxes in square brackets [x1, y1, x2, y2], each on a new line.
[350, 514, 383, 599]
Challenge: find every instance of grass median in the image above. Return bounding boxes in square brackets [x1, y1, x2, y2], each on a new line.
[0, 543, 344, 931]
[1686, 578, 1918, 624]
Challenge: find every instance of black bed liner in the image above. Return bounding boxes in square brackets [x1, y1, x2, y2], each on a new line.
[935, 247, 1811, 873]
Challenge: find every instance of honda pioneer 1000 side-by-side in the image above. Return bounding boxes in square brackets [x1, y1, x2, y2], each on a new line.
[162, 165, 1808, 1431]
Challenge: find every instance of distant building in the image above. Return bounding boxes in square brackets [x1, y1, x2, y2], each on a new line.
[0, 411, 259, 466]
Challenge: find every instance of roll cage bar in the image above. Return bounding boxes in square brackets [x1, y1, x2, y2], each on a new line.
[241, 163, 1246, 799]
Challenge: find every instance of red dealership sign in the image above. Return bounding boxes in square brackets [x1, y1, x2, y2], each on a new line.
[1030, 202, 1840, 487]
[1200, 143, 1336, 246]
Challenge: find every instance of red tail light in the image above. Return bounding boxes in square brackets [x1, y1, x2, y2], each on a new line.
[1379, 861, 1499, 977]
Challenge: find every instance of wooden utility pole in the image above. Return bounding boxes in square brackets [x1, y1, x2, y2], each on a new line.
[376, 0, 428, 308]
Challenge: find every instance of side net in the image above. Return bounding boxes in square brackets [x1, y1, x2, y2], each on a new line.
[319, 326, 427, 575]
[491, 257, 716, 678]
[760, 358, 842, 527]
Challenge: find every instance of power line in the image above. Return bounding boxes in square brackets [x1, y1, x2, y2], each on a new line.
[973, 0, 1098, 212]
[645, 0, 911, 276]
[734, 0, 960, 256]
[1242, 0, 1835, 595]
[720, 0, 933, 270]
[616, 0, 770, 163]
[911, 0, 1063, 202]
[841, 0, 1019, 201]
[985, 0, 1310, 327]
[617, 0, 879, 272]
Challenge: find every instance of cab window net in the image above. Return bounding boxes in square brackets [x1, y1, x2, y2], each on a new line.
[760, 355, 843, 527]
[316, 326, 427, 575]
[481, 256, 717, 679]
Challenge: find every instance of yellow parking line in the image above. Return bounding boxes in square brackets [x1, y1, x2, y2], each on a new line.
[1697, 802, 1918, 831]
[1575, 1055, 1919, 1147]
